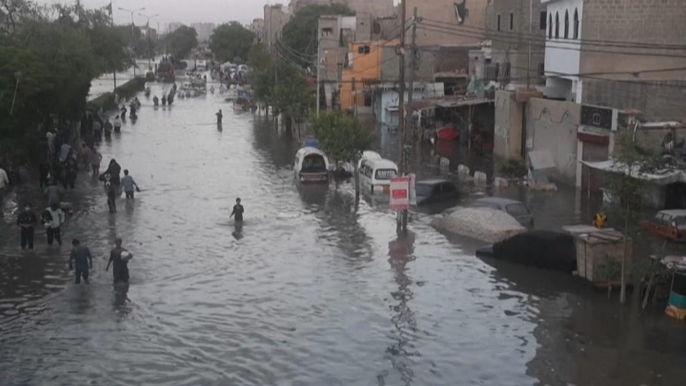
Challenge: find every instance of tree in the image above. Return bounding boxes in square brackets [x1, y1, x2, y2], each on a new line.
[604, 122, 659, 304]
[281, 3, 355, 67]
[273, 68, 314, 138]
[312, 111, 376, 197]
[167, 25, 197, 59]
[210, 22, 255, 63]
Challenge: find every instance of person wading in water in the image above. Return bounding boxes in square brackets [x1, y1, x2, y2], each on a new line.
[106, 238, 133, 284]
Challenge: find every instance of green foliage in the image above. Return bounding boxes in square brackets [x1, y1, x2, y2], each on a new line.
[281, 3, 355, 66]
[210, 22, 255, 63]
[500, 158, 526, 177]
[167, 26, 197, 59]
[0, 0, 130, 163]
[312, 111, 376, 163]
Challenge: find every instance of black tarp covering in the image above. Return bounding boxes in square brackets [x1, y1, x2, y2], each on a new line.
[489, 230, 577, 273]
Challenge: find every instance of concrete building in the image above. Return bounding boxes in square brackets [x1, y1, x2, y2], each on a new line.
[408, 0, 489, 47]
[191, 22, 215, 42]
[290, 0, 395, 16]
[249, 18, 265, 43]
[264, 4, 291, 49]
[487, 0, 547, 89]
[167, 22, 185, 34]
[542, 0, 686, 121]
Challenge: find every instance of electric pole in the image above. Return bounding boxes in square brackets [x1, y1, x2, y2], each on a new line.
[406, 7, 419, 146]
[316, 37, 321, 118]
[397, 0, 408, 232]
[526, 0, 533, 89]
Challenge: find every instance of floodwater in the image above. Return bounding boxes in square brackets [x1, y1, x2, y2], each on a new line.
[1, 79, 685, 386]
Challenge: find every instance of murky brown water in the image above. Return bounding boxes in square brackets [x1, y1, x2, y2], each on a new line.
[1, 78, 685, 386]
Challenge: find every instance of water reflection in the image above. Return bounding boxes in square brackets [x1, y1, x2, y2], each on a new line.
[383, 230, 418, 386]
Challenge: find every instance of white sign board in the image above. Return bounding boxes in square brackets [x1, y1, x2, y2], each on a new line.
[390, 176, 410, 211]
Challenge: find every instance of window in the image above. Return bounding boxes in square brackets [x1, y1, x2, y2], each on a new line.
[548, 13, 552, 38]
[494, 62, 500, 81]
[322, 27, 333, 37]
[538, 63, 545, 76]
[555, 12, 559, 38]
[540, 11, 547, 30]
[573, 8, 579, 39]
[509, 13, 514, 30]
[358, 45, 370, 54]
[364, 91, 372, 107]
[497, 14, 501, 31]
[375, 169, 397, 181]
[504, 62, 511, 82]
[564, 10, 569, 39]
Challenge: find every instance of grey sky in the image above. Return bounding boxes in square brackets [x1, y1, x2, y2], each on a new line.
[36, 0, 272, 27]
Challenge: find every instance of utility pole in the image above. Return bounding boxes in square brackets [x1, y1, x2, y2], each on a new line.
[111, 8, 117, 90]
[526, 0, 533, 89]
[406, 7, 419, 145]
[397, 0, 408, 232]
[316, 36, 321, 118]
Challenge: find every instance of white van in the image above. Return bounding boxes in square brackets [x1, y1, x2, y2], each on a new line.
[294, 147, 330, 184]
[359, 158, 398, 194]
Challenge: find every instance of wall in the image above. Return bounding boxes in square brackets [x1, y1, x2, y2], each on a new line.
[381, 46, 436, 82]
[526, 97, 581, 185]
[341, 41, 385, 111]
[488, 0, 546, 87]
[290, 0, 395, 16]
[494, 90, 523, 160]
[579, 0, 686, 120]
[264, 4, 291, 49]
[407, 0, 489, 47]
[544, 0, 583, 80]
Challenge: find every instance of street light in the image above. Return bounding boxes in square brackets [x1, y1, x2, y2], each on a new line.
[138, 12, 159, 68]
[119, 7, 146, 76]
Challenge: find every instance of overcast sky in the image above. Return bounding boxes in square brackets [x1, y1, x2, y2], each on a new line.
[35, 0, 273, 27]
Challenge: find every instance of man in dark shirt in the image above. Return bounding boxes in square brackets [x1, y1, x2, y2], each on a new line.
[17, 202, 38, 250]
[106, 238, 132, 284]
[230, 197, 244, 222]
[69, 239, 93, 284]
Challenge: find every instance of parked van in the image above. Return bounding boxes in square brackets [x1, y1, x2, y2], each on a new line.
[294, 147, 330, 184]
[359, 159, 398, 194]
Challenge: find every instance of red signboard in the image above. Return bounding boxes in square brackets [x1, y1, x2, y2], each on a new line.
[390, 176, 410, 210]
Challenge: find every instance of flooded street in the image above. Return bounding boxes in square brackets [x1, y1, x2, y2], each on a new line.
[1, 81, 685, 386]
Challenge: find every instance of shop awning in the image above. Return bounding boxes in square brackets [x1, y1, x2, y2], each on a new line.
[407, 97, 493, 111]
[581, 160, 686, 186]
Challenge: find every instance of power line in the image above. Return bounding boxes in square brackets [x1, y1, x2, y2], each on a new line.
[416, 24, 686, 59]
[421, 16, 686, 51]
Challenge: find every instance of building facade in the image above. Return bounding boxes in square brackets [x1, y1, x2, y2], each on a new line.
[487, 0, 547, 89]
[290, 0, 395, 16]
[264, 4, 291, 49]
[543, 0, 686, 121]
[248, 18, 265, 43]
[407, 0, 489, 47]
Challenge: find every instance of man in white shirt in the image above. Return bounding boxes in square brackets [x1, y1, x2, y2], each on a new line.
[42, 203, 65, 246]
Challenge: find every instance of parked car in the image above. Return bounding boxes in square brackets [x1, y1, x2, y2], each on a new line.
[415, 179, 460, 206]
[476, 230, 577, 273]
[359, 158, 398, 195]
[644, 209, 686, 242]
[472, 197, 534, 227]
[294, 147, 330, 184]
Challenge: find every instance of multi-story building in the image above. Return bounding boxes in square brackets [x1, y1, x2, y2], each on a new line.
[543, 0, 686, 121]
[249, 18, 265, 43]
[264, 4, 291, 49]
[407, 0, 489, 47]
[487, 0, 547, 88]
[290, 0, 395, 16]
[318, 15, 357, 108]
[191, 22, 216, 42]
[167, 22, 185, 34]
